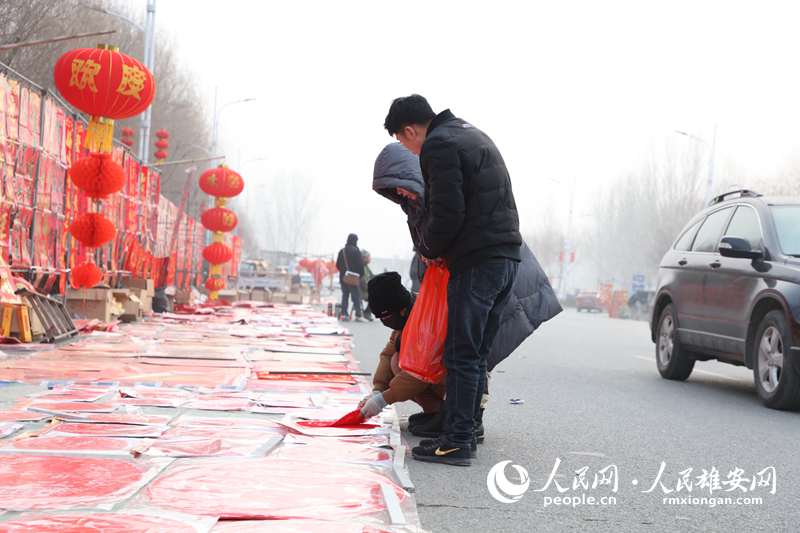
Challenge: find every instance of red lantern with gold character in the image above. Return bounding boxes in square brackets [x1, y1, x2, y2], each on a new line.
[156, 129, 169, 139]
[155, 139, 169, 150]
[199, 166, 244, 198]
[201, 207, 238, 233]
[154, 150, 168, 160]
[69, 212, 116, 248]
[72, 262, 103, 289]
[205, 277, 225, 292]
[54, 46, 155, 153]
[70, 152, 125, 198]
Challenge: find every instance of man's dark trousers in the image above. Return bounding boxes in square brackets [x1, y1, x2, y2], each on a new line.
[443, 258, 518, 448]
[341, 283, 363, 318]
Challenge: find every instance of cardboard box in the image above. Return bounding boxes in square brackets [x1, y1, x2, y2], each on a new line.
[67, 288, 126, 323]
[121, 278, 155, 295]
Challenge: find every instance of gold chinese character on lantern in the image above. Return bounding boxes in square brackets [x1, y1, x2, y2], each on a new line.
[69, 59, 101, 92]
[227, 175, 241, 188]
[117, 64, 147, 100]
[222, 213, 235, 226]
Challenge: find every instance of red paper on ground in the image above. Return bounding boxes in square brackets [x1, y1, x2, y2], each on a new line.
[0, 455, 158, 511]
[0, 513, 209, 532]
[146, 457, 406, 520]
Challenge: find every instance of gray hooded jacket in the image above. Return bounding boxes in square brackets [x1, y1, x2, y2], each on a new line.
[373, 142, 562, 369]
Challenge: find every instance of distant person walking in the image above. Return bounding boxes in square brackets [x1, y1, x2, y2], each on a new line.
[336, 233, 365, 322]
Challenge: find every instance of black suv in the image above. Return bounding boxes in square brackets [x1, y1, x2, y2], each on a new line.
[651, 190, 800, 410]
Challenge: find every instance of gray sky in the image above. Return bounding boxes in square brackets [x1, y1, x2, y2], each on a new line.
[157, 0, 800, 259]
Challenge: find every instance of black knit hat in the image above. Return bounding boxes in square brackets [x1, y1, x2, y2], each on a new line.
[368, 272, 411, 319]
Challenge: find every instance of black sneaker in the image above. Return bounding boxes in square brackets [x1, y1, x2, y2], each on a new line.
[412, 438, 471, 466]
[419, 437, 477, 459]
[407, 411, 437, 428]
[476, 423, 485, 444]
[409, 410, 443, 438]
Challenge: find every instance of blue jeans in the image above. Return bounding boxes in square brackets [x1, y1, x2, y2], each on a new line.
[443, 258, 518, 447]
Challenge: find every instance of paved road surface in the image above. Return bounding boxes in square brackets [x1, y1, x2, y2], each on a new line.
[351, 309, 799, 533]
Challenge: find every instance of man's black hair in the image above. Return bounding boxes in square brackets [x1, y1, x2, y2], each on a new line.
[384, 94, 436, 135]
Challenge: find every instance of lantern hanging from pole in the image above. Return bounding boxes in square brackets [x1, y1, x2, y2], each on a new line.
[205, 277, 225, 292]
[72, 262, 103, 289]
[54, 46, 155, 153]
[155, 139, 169, 150]
[121, 137, 133, 147]
[201, 207, 238, 232]
[202, 242, 233, 265]
[155, 129, 169, 139]
[69, 152, 125, 198]
[120, 127, 135, 137]
[154, 150, 168, 160]
[69, 212, 116, 248]
[199, 166, 244, 198]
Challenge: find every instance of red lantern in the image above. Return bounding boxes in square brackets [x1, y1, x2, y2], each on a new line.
[199, 166, 244, 198]
[201, 207, 238, 232]
[203, 242, 233, 265]
[121, 137, 133, 147]
[72, 262, 103, 289]
[155, 139, 169, 149]
[120, 127, 135, 137]
[205, 277, 225, 292]
[154, 150, 168, 160]
[53, 46, 155, 152]
[69, 213, 116, 248]
[156, 129, 169, 139]
[70, 152, 125, 198]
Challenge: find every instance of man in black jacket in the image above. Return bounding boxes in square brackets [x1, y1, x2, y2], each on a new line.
[336, 233, 365, 322]
[384, 94, 522, 466]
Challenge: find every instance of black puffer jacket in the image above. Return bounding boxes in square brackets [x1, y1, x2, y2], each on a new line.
[336, 234, 364, 282]
[418, 110, 522, 271]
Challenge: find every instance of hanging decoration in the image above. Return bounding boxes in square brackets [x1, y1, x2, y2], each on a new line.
[199, 164, 244, 300]
[54, 45, 156, 291]
[154, 129, 168, 162]
[200, 207, 238, 233]
[54, 46, 155, 152]
[72, 262, 104, 289]
[68, 213, 116, 248]
[120, 126, 135, 149]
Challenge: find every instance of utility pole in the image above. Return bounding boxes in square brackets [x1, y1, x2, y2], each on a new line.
[139, 0, 157, 163]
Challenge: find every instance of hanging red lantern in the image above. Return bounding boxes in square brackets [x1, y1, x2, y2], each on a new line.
[53, 46, 155, 152]
[199, 166, 244, 198]
[155, 129, 169, 139]
[203, 242, 233, 265]
[205, 277, 225, 292]
[70, 152, 126, 198]
[69, 213, 116, 248]
[201, 207, 238, 232]
[120, 127, 135, 137]
[121, 137, 133, 147]
[154, 150, 168, 160]
[72, 262, 103, 289]
[155, 139, 169, 150]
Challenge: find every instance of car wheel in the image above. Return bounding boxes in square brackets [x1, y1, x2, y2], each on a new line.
[655, 304, 694, 380]
[753, 310, 800, 410]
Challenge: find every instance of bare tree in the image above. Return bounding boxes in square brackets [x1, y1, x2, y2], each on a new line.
[257, 173, 319, 255]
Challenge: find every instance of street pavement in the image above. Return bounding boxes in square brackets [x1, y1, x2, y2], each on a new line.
[351, 308, 800, 533]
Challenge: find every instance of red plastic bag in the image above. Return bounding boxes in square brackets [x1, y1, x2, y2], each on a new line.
[399, 263, 449, 383]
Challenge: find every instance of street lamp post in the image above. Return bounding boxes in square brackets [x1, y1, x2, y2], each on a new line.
[210, 91, 256, 156]
[675, 125, 718, 205]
